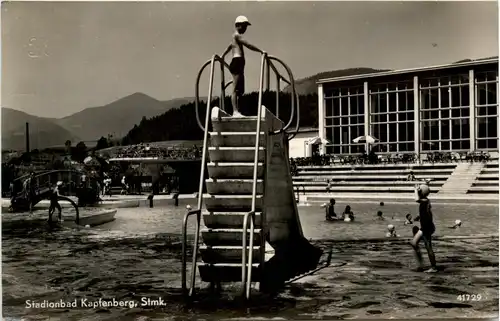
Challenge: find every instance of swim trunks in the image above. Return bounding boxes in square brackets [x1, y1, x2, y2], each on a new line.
[229, 57, 245, 75]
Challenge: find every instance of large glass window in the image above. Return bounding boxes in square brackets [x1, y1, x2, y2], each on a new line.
[324, 86, 365, 154]
[420, 74, 470, 151]
[369, 81, 415, 153]
[475, 71, 498, 150]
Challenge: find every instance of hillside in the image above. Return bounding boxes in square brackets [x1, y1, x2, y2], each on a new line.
[284, 68, 391, 95]
[1, 108, 80, 151]
[54, 93, 196, 141]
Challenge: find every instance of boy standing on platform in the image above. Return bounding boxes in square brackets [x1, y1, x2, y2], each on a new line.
[221, 15, 265, 117]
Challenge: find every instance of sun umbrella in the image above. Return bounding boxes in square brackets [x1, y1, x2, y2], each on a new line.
[307, 136, 331, 145]
[352, 135, 379, 144]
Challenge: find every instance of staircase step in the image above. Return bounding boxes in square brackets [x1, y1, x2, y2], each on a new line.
[209, 132, 266, 147]
[208, 147, 266, 162]
[198, 263, 261, 282]
[203, 211, 263, 228]
[212, 117, 264, 133]
[199, 245, 262, 263]
[203, 194, 264, 211]
[201, 228, 263, 246]
[206, 179, 264, 195]
[207, 162, 265, 179]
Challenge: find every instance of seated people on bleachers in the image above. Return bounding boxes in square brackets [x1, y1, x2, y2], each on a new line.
[407, 171, 416, 181]
[342, 205, 355, 222]
[325, 198, 337, 221]
[368, 149, 377, 164]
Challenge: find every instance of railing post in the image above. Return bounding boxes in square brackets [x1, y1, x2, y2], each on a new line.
[276, 74, 280, 119]
[220, 60, 226, 112]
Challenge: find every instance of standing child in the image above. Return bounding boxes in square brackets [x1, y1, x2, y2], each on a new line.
[410, 184, 438, 273]
[48, 181, 63, 223]
[221, 16, 265, 117]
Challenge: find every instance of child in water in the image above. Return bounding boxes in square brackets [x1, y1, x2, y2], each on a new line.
[325, 199, 337, 221]
[404, 213, 413, 225]
[342, 205, 355, 222]
[410, 184, 438, 273]
[386, 224, 398, 238]
[448, 219, 462, 229]
[376, 210, 384, 220]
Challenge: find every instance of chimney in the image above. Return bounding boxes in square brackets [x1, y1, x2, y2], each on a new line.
[25, 122, 30, 153]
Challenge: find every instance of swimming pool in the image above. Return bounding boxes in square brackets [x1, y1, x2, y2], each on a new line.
[94, 199, 499, 240]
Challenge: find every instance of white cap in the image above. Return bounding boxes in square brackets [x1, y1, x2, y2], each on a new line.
[186, 205, 192, 210]
[56, 181, 63, 186]
[235, 15, 251, 25]
[387, 224, 395, 231]
[455, 219, 462, 225]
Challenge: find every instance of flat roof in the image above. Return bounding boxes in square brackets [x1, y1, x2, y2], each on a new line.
[317, 58, 499, 84]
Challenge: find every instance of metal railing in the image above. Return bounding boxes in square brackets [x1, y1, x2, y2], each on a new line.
[241, 210, 256, 298]
[182, 51, 299, 299]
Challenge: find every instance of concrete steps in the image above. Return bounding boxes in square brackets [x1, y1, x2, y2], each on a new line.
[203, 211, 263, 229]
[197, 107, 269, 284]
[195, 106, 322, 289]
[207, 162, 265, 179]
[469, 163, 499, 194]
[439, 163, 484, 195]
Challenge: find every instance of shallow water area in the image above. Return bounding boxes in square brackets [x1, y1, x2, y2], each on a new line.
[2, 199, 499, 320]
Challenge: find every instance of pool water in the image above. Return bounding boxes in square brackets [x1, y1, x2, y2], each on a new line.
[94, 199, 499, 240]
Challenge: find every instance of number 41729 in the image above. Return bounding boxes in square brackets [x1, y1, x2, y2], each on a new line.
[457, 294, 482, 301]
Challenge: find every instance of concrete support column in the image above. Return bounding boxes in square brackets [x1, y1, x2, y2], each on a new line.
[318, 84, 326, 155]
[413, 76, 420, 163]
[363, 81, 370, 152]
[497, 75, 499, 151]
[469, 69, 476, 151]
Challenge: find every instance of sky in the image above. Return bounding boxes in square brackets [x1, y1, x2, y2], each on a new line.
[1, 1, 499, 118]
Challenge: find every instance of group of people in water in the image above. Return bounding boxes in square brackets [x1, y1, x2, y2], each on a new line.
[322, 183, 464, 273]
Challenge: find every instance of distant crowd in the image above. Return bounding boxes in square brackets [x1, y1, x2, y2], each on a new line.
[112, 143, 201, 160]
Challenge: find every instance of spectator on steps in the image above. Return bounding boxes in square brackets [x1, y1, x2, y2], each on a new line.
[407, 171, 416, 181]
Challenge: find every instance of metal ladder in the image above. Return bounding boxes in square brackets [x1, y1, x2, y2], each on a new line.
[181, 52, 300, 299]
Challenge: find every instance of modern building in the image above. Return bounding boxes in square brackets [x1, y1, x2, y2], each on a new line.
[316, 58, 499, 158]
[288, 127, 320, 158]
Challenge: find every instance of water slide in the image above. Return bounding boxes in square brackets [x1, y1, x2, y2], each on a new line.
[182, 53, 322, 299]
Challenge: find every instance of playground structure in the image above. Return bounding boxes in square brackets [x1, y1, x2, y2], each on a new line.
[8, 169, 101, 214]
[182, 53, 322, 300]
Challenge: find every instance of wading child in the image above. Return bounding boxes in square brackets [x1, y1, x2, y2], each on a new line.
[48, 181, 63, 223]
[386, 224, 398, 238]
[410, 184, 438, 273]
[221, 16, 265, 117]
[376, 210, 384, 220]
[342, 205, 355, 222]
[325, 198, 337, 221]
[404, 213, 413, 225]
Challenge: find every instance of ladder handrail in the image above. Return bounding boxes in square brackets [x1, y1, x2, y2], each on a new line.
[181, 208, 201, 297]
[242, 53, 267, 299]
[195, 56, 233, 132]
[241, 210, 256, 299]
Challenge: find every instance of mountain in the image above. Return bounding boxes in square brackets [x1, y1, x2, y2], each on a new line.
[1, 108, 80, 151]
[54, 93, 197, 141]
[284, 68, 391, 95]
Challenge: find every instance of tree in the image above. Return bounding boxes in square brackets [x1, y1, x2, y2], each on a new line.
[72, 141, 88, 163]
[65, 140, 72, 155]
[96, 136, 109, 150]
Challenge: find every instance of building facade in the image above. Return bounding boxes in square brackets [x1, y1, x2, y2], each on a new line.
[288, 128, 320, 158]
[316, 58, 499, 157]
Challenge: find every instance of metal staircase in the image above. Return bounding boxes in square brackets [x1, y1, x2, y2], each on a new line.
[182, 53, 322, 300]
